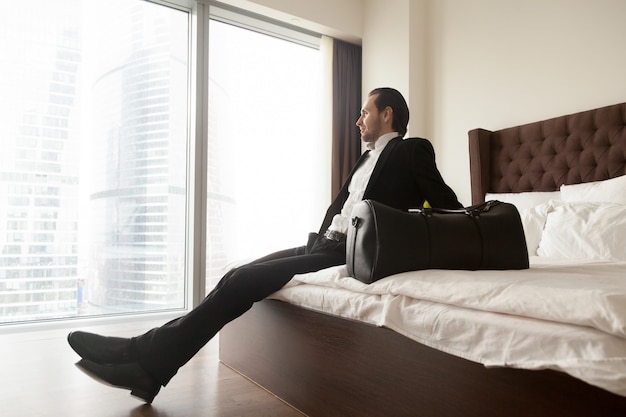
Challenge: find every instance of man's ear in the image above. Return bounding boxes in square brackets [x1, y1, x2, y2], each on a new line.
[383, 106, 394, 126]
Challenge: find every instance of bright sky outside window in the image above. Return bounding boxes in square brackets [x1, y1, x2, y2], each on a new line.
[0, 0, 189, 323]
[205, 19, 327, 286]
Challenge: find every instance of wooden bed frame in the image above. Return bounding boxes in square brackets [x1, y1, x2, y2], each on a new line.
[220, 102, 626, 417]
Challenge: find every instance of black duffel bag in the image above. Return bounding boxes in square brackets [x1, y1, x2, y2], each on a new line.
[346, 200, 529, 284]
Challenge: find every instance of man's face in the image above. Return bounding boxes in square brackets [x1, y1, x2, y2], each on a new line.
[356, 94, 389, 144]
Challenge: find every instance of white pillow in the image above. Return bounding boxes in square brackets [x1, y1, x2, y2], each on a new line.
[537, 200, 626, 260]
[520, 203, 550, 256]
[485, 191, 560, 212]
[560, 174, 626, 204]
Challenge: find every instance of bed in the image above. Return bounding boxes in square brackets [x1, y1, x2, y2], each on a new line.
[219, 102, 626, 416]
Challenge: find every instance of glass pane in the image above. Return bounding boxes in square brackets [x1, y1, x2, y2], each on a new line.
[0, 0, 189, 323]
[206, 19, 326, 287]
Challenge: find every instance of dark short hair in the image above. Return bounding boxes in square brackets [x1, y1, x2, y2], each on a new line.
[368, 87, 409, 136]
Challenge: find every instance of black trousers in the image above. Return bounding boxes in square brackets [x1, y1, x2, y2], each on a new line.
[134, 235, 346, 385]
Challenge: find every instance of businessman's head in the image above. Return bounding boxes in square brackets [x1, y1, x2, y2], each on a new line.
[357, 88, 409, 144]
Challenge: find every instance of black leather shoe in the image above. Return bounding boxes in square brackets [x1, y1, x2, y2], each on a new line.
[75, 359, 161, 403]
[68, 331, 133, 364]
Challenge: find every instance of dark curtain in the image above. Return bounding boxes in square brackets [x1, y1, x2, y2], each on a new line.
[331, 39, 362, 198]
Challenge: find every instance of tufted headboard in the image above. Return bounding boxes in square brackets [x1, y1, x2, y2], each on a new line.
[469, 102, 626, 204]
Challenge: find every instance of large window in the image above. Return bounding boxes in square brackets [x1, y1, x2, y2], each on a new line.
[0, 1, 328, 324]
[0, 0, 189, 323]
[205, 14, 328, 286]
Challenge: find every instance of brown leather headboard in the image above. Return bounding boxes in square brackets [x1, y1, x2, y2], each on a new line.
[469, 102, 626, 204]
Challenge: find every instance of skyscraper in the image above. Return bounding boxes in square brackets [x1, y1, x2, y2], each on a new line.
[0, 0, 189, 322]
[0, 4, 82, 321]
[86, 2, 188, 313]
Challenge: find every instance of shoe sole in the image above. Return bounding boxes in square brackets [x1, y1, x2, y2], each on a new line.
[74, 361, 159, 404]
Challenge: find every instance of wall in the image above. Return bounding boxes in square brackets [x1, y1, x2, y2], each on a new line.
[363, 0, 626, 204]
[362, 0, 410, 118]
[362, 0, 626, 205]
[426, 0, 626, 204]
[362, 0, 429, 138]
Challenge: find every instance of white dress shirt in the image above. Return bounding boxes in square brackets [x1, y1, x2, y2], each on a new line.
[327, 132, 398, 234]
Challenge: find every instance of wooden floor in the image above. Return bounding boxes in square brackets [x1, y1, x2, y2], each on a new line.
[0, 318, 305, 417]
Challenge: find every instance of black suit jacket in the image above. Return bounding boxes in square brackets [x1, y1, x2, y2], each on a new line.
[317, 137, 461, 235]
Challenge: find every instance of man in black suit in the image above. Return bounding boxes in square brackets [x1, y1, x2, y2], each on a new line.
[68, 87, 462, 403]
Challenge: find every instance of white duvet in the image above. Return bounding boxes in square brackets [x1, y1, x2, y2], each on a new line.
[270, 257, 626, 397]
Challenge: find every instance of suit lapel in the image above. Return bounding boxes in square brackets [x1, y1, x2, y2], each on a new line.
[363, 136, 402, 196]
[340, 149, 370, 193]
[352, 149, 371, 172]
[332, 149, 370, 208]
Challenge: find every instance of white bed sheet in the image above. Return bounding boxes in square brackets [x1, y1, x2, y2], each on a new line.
[269, 257, 626, 397]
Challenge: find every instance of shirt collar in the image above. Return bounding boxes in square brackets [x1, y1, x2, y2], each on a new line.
[366, 132, 399, 152]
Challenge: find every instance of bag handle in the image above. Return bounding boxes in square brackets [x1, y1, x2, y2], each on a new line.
[408, 200, 500, 217]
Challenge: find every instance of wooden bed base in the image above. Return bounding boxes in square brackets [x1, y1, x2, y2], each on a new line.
[220, 300, 626, 417]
